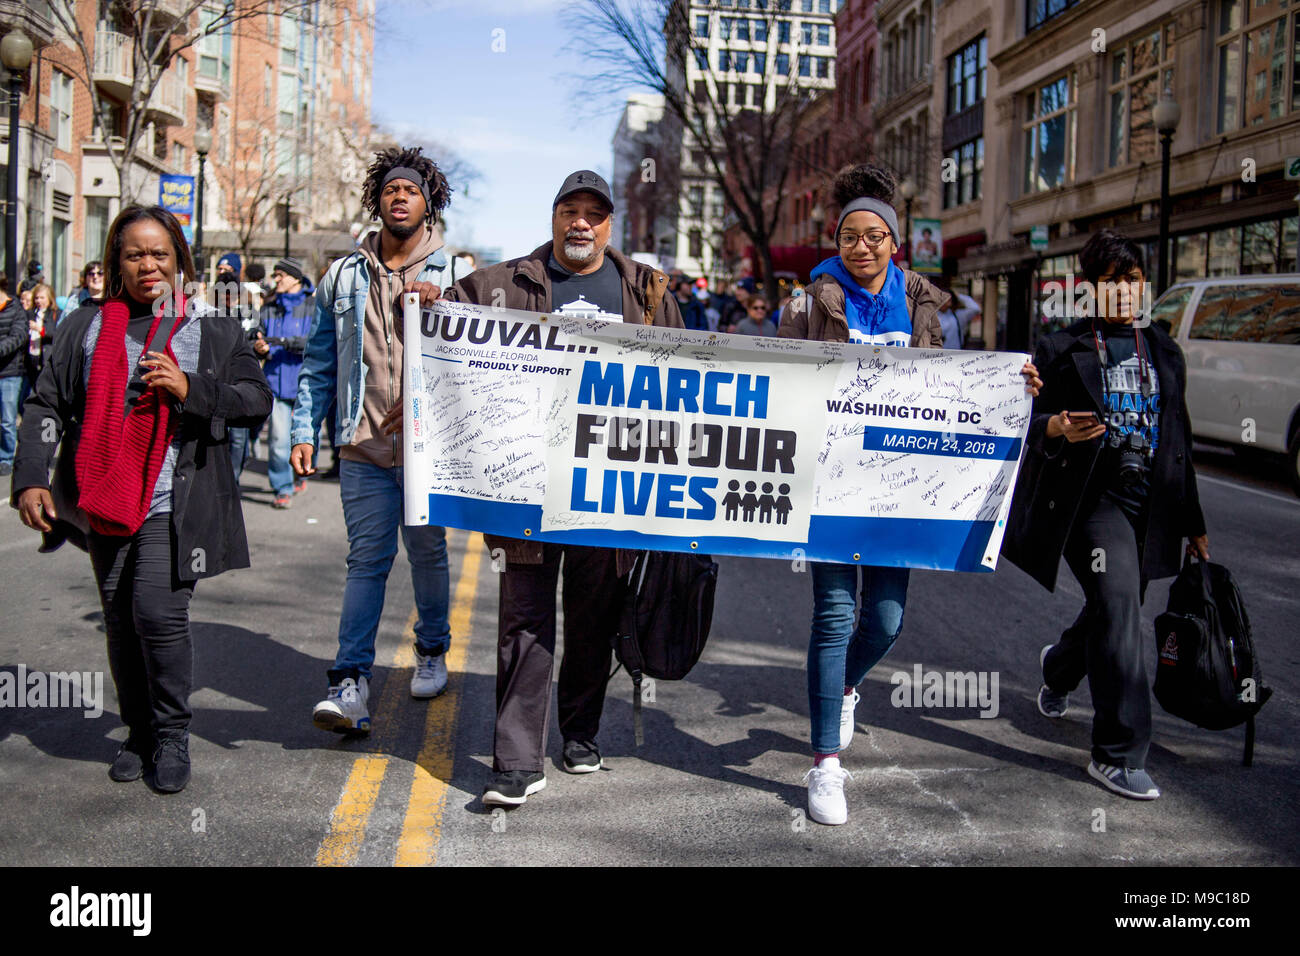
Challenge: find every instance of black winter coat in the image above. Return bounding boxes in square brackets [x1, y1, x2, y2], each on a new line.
[9, 302, 273, 581]
[0, 295, 27, 379]
[1002, 317, 1206, 591]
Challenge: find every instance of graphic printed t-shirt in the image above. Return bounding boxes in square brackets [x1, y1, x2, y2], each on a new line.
[548, 254, 624, 320]
[1099, 322, 1161, 517]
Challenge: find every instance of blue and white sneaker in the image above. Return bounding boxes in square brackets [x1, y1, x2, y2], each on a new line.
[1037, 644, 1069, 718]
[410, 646, 448, 699]
[1088, 760, 1161, 800]
[313, 677, 371, 734]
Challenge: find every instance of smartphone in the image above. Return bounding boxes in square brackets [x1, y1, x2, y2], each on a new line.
[1065, 410, 1099, 424]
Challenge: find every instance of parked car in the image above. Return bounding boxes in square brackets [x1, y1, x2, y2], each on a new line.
[1148, 274, 1300, 494]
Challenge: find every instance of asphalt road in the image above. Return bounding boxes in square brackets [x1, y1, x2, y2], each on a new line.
[1, 446, 1296, 866]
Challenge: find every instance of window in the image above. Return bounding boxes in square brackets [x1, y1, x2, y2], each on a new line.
[281, 14, 299, 68]
[278, 71, 298, 129]
[1208, 225, 1242, 276]
[776, 52, 790, 74]
[1175, 233, 1208, 280]
[943, 137, 984, 208]
[817, 56, 830, 79]
[1215, 0, 1300, 132]
[1190, 285, 1234, 339]
[754, 19, 768, 42]
[753, 52, 766, 74]
[1149, 285, 1192, 336]
[1263, 286, 1300, 343]
[264, 65, 273, 107]
[172, 142, 188, 170]
[689, 229, 703, 258]
[864, 51, 873, 102]
[1022, 73, 1077, 194]
[50, 70, 73, 151]
[817, 24, 830, 46]
[694, 48, 708, 70]
[696, 14, 709, 37]
[946, 35, 986, 115]
[801, 23, 813, 45]
[1242, 220, 1280, 273]
[86, 197, 112, 264]
[1108, 26, 1174, 166]
[720, 16, 733, 39]
[689, 185, 704, 216]
[718, 49, 732, 71]
[802, 0, 813, 10]
[198, 7, 233, 87]
[778, 20, 791, 43]
[736, 19, 750, 41]
[735, 52, 750, 72]
[799, 54, 811, 76]
[1026, 0, 1080, 33]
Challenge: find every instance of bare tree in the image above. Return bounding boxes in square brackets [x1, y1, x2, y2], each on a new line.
[569, 0, 827, 304]
[46, 0, 317, 203]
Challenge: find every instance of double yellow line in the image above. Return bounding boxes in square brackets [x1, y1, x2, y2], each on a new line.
[315, 531, 484, 867]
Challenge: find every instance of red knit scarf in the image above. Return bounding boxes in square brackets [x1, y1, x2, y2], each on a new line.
[76, 295, 186, 536]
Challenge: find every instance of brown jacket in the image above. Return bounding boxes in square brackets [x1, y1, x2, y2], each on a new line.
[777, 269, 947, 347]
[442, 242, 685, 573]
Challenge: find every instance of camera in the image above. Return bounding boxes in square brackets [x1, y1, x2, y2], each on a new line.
[1115, 430, 1153, 490]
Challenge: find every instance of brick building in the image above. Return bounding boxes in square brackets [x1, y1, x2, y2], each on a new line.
[1, 0, 373, 299]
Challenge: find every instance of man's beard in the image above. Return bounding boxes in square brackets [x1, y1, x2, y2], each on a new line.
[386, 217, 421, 241]
[564, 230, 599, 263]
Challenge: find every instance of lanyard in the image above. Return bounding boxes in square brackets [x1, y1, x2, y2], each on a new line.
[1092, 319, 1152, 400]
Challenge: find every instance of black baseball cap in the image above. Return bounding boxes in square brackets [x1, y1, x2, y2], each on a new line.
[553, 170, 614, 213]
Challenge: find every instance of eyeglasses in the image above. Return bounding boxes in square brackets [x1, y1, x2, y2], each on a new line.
[748, 304, 768, 312]
[837, 231, 891, 251]
[87, 269, 103, 277]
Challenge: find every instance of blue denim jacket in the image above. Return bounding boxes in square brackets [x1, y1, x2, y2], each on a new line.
[290, 245, 462, 450]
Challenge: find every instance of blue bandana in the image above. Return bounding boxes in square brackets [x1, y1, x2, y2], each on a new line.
[810, 256, 912, 346]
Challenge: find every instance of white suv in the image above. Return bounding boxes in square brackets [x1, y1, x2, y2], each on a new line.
[1149, 275, 1300, 495]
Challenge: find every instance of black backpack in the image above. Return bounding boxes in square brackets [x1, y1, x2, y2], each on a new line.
[613, 551, 718, 745]
[1152, 557, 1271, 765]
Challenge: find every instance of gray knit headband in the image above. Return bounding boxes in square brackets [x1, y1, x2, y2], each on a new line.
[835, 197, 900, 244]
[381, 165, 431, 211]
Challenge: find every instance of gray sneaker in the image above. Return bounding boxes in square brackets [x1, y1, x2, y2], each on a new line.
[1088, 760, 1160, 800]
[410, 645, 448, 699]
[1037, 644, 1069, 718]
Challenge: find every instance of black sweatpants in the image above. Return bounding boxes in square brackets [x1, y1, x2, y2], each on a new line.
[87, 515, 195, 739]
[1045, 493, 1150, 768]
[493, 544, 623, 773]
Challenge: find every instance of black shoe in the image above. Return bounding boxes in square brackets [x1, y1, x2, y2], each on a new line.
[152, 733, 191, 793]
[482, 770, 546, 806]
[108, 735, 153, 782]
[562, 738, 602, 774]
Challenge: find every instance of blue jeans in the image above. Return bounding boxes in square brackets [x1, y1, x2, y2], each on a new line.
[807, 562, 911, 754]
[229, 427, 250, 485]
[0, 375, 22, 466]
[266, 397, 295, 495]
[332, 459, 451, 682]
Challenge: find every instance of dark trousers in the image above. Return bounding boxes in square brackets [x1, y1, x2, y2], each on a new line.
[87, 515, 196, 739]
[1045, 493, 1150, 768]
[493, 544, 622, 773]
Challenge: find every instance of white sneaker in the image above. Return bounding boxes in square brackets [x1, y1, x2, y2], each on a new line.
[313, 676, 371, 733]
[410, 648, 448, 699]
[840, 689, 861, 751]
[803, 756, 851, 826]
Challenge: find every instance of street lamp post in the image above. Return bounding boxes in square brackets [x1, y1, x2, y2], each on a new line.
[1154, 92, 1181, 296]
[192, 125, 212, 280]
[810, 203, 825, 263]
[898, 178, 917, 268]
[1, 31, 34, 284]
[282, 195, 291, 258]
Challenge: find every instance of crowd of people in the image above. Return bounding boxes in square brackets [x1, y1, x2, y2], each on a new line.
[5, 147, 1208, 829]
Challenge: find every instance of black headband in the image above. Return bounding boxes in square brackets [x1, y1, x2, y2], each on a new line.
[381, 166, 431, 211]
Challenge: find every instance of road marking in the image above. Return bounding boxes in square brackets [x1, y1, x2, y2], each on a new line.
[314, 756, 389, 866]
[315, 533, 480, 867]
[1198, 473, 1299, 509]
[394, 532, 483, 867]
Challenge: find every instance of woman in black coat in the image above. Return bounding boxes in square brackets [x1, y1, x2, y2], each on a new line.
[10, 205, 271, 793]
[1003, 229, 1209, 802]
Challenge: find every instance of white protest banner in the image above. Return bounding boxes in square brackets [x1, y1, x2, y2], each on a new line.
[403, 297, 1032, 571]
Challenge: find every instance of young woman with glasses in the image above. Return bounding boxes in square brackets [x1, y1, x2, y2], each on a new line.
[778, 163, 1040, 825]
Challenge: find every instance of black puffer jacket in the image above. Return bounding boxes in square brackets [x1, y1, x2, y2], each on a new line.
[0, 295, 27, 379]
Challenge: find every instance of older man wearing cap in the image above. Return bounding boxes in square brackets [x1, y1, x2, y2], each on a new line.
[292, 146, 470, 733]
[441, 169, 684, 807]
[253, 256, 315, 507]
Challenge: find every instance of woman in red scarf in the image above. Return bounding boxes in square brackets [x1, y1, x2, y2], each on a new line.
[10, 206, 272, 793]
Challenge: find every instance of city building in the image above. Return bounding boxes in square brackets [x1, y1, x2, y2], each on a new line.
[2, 0, 374, 298]
[667, 0, 841, 281]
[873, 0, 935, 212]
[946, 0, 1300, 351]
[611, 92, 678, 266]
